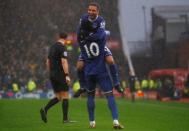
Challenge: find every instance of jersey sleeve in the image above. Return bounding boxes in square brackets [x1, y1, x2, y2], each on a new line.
[85, 19, 106, 41]
[77, 14, 88, 34]
[60, 45, 68, 58]
[77, 14, 88, 43]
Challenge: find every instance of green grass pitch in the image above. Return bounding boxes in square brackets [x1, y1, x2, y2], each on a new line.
[0, 98, 189, 131]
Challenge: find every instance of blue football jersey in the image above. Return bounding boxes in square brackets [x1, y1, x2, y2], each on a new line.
[79, 13, 105, 31]
[81, 34, 108, 75]
[77, 14, 108, 75]
[77, 14, 106, 42]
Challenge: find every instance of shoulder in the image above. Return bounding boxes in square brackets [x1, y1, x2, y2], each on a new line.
[80, 13, 89, 21]
[53, 42, 65, 51]
[49, 42, 57, 50]
[58, 42, 66, 50]
[97, 16, 105, 22]
[96, 16, 105, 28]
[79, 13, 88, 27]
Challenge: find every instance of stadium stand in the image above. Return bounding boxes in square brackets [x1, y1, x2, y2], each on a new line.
[0, 0, 126, 92]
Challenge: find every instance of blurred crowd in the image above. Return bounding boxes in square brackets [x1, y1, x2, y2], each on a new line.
[0, 0, 126, 92]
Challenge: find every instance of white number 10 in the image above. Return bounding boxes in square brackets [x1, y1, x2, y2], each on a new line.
[84, 42, 100, 58]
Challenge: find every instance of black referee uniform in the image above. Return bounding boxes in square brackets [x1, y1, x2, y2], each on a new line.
[40, 36, 72, 123]
[48, 42, 68, 92]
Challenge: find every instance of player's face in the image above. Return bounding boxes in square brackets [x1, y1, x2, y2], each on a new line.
[88, 5, 99, 20]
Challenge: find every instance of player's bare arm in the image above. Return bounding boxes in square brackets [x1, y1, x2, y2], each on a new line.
[61, 58, 70, 85]
[46, 58, 50, 70]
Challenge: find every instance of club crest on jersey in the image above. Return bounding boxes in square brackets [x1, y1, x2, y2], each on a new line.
[100, 22, 105, 29]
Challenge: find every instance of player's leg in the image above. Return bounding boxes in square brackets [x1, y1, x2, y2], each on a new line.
[105, 55, 120, 86]
[58, 81, 76, 123]
[40, 96, 59, 123]
[104, 47, 124, 93]
[44, 95, 60, 113]
[85, 75, 96, 128]
[73, 55, 86, 97]
[131, 91, 135, 102]
[40, 79, 60, 123]
[106, 92, 124, 129]
[88, 91, 96, 128]
[58, 91, 70, 123]
[98, 74, 124, 129]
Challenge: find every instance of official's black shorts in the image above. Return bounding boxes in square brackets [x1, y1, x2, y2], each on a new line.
[50, 76, 69, 93]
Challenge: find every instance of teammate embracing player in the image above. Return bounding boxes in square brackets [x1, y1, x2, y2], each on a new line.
[76, 2, 124, 129]
[74, 2, 124, 98]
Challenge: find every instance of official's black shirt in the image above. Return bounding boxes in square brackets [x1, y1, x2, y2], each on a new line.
[48, 42, 67, 78]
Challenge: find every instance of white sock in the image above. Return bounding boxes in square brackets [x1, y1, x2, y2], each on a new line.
[90, 121, 96, 126]
[113, 119, 119, 125]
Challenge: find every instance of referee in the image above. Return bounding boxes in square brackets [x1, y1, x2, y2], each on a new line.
[40, 32, 72, 123]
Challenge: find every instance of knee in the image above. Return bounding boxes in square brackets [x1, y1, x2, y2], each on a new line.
[87, 90, 95, 97]
[56, 92, 69, 101]
[55, 95, 61, 101]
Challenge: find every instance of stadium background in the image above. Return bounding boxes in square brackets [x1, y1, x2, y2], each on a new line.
[1, 0, 189, 98]
[0, 0, 127, 95]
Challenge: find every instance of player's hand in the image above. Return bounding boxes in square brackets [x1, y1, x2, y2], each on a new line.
[105, 30, 110, 36]
[65, 76, 71, 86]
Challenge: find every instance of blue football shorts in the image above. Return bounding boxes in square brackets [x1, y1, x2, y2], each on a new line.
[85, 73, 113, 94]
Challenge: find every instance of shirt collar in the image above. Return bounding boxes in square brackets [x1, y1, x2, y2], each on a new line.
[88, 15, 98, 22]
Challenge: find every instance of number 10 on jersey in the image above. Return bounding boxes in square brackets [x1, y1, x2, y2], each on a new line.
[84, 42, 100, 58]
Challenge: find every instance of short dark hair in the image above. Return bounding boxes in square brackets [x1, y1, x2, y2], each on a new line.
[89, 2, 100, 10]
[59, 32, 67, 39]
[81, 20, 96, 32]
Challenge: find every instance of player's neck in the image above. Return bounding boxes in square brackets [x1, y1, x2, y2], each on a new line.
[58, 39, 65, 45]
[88, 15, 98, 22]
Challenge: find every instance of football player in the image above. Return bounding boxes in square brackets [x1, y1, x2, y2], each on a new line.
[76, 3, 124, 129]
[74, 2, 124, 98]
